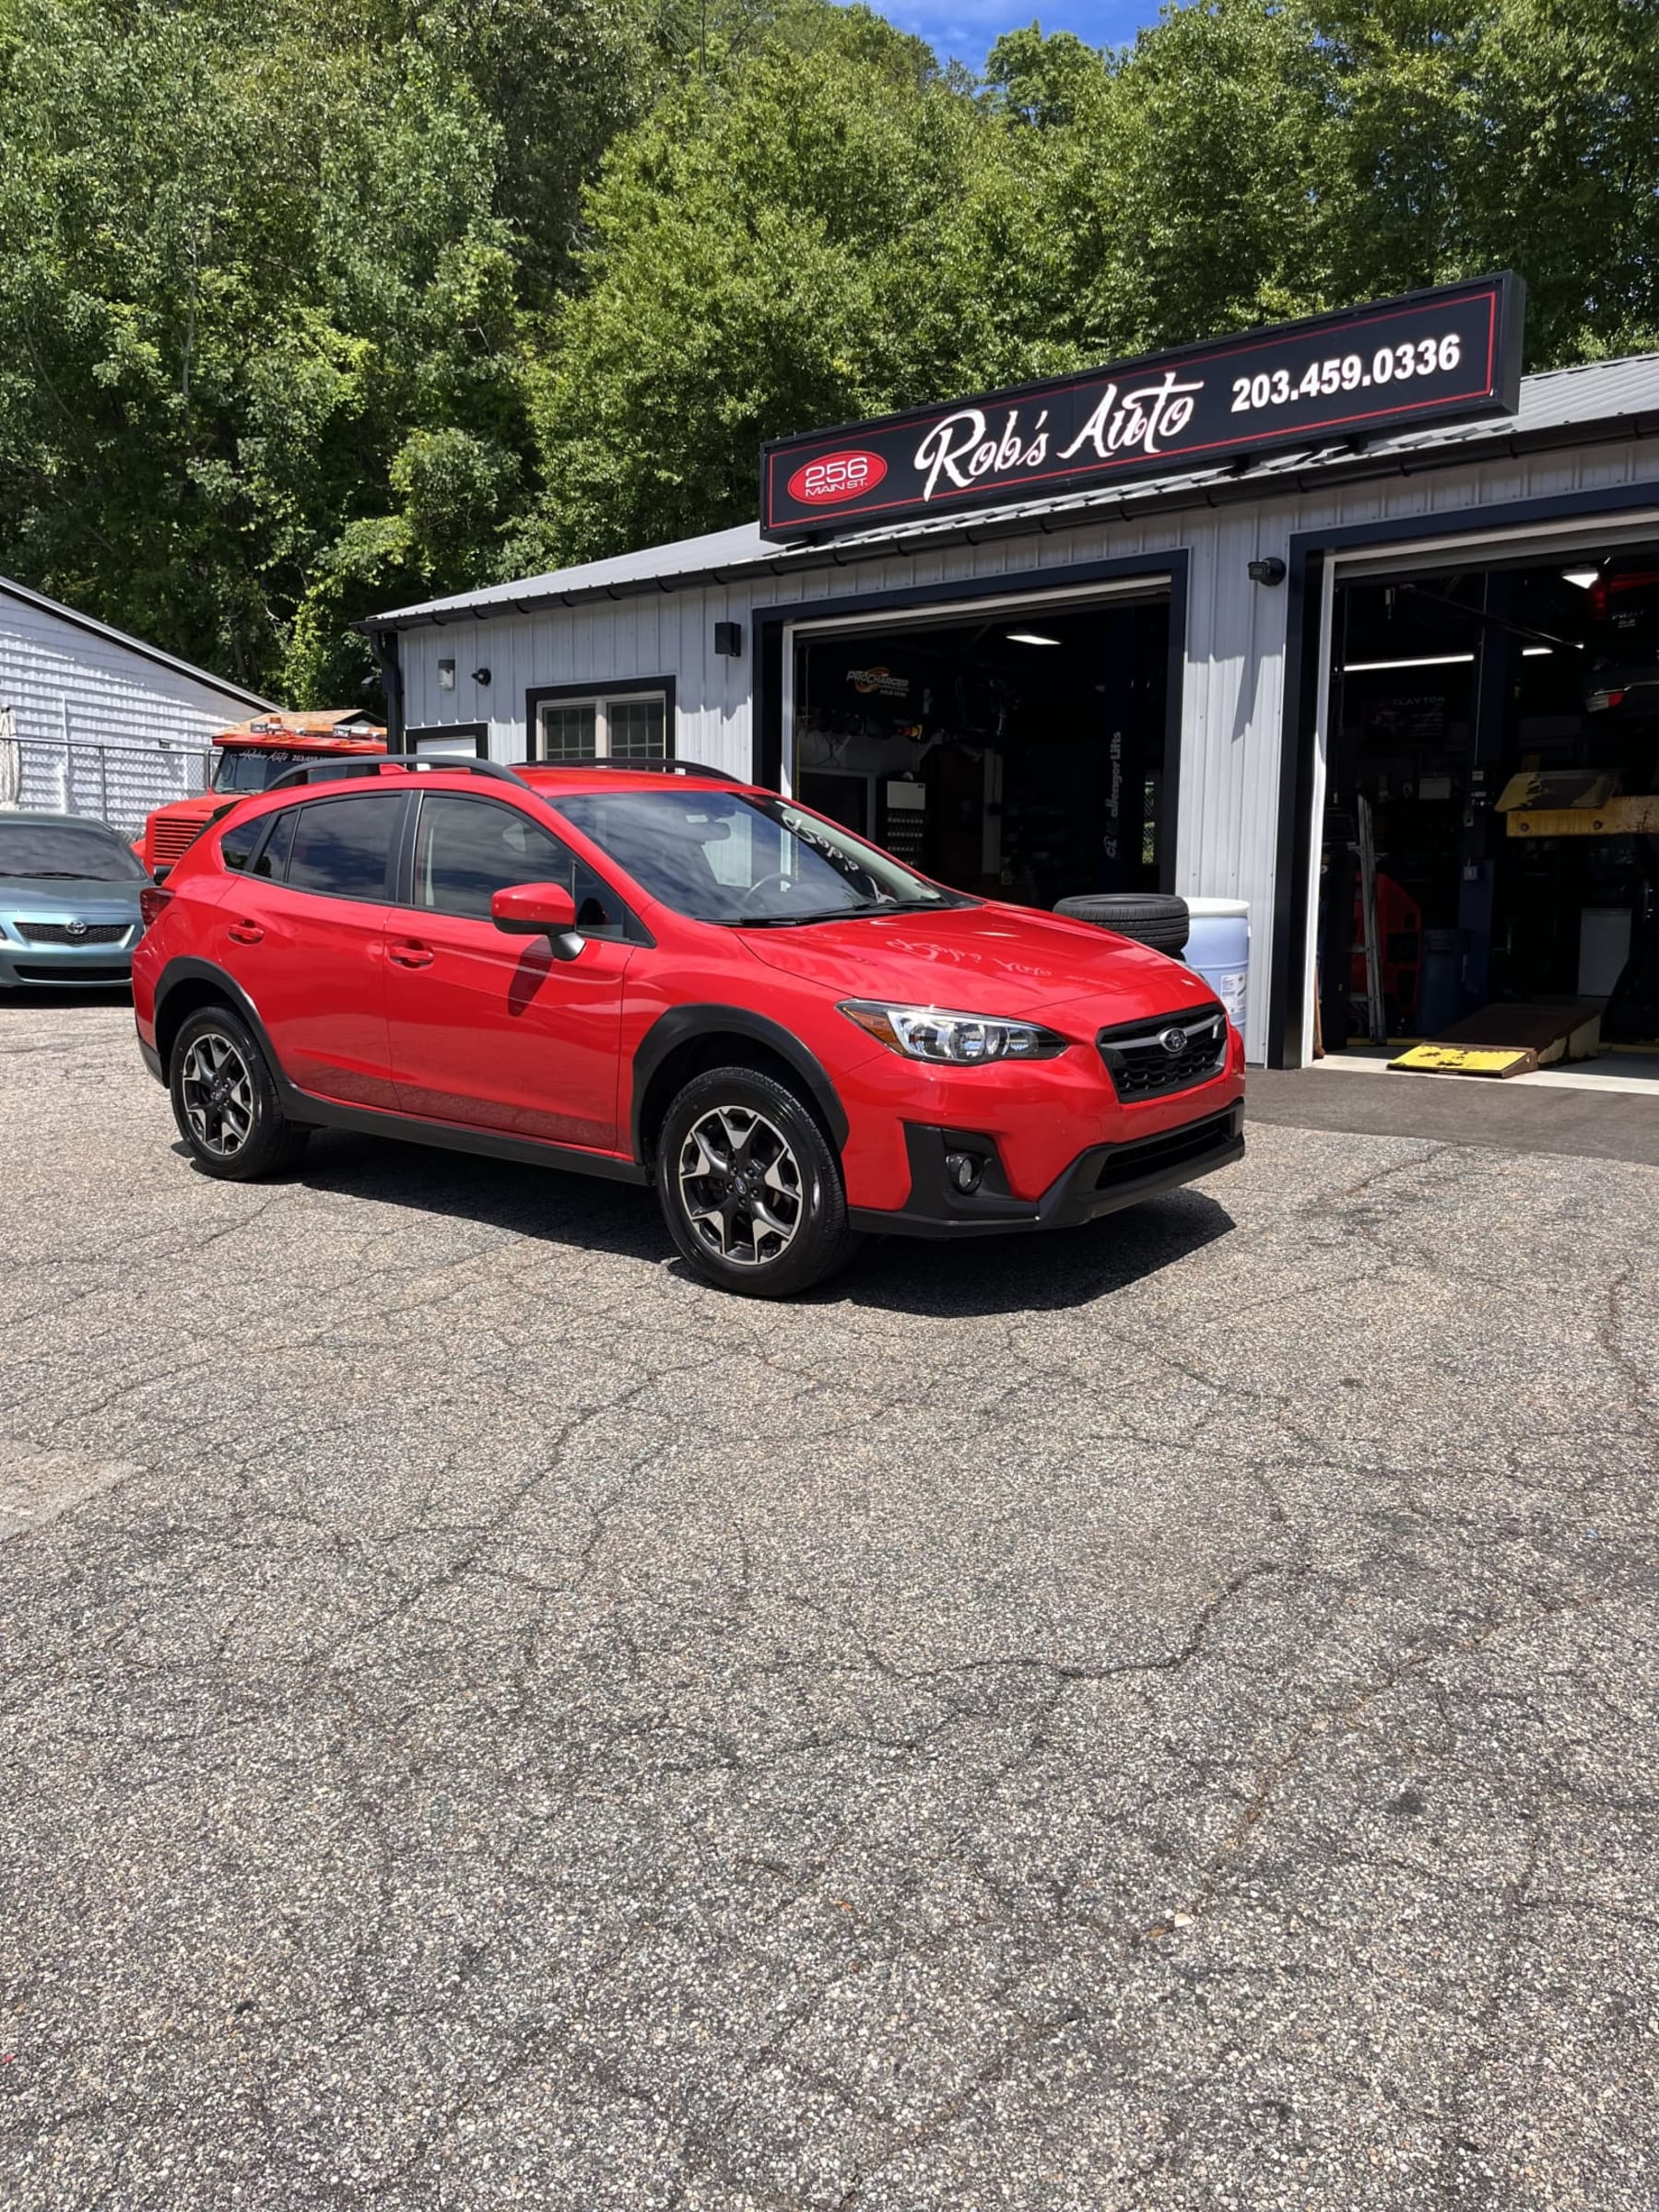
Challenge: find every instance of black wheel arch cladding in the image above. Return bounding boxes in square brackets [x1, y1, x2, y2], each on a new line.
[154, 959, 277, 1075]
[631, 1005, 850, 1161]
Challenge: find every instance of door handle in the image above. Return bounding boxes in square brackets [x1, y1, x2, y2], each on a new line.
[388, 938, 434, 969]
[227, 919, 264, 945]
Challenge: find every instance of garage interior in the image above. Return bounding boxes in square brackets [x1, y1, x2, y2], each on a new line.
[1317, 539, 1659, 1082]
[792, 593, 1171, 912]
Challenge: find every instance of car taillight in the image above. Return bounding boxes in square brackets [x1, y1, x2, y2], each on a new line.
[138, 885, 173, 929]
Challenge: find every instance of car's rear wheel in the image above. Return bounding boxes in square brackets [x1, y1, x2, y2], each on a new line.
[655, 1066, 860, 1298]
[170, 1005, 309, 1181]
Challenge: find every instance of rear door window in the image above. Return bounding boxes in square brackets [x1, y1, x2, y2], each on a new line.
[285, 795, 402, 901]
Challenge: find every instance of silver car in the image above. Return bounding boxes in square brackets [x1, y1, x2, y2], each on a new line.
[0, 811, 149, 992]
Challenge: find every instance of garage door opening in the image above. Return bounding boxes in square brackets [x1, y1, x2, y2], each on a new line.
[792, 593, 1171, 911]
[1317, 547, 1659, 1083]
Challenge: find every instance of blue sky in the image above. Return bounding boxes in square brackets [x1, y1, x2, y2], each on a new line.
[878, 0, 1165, 72]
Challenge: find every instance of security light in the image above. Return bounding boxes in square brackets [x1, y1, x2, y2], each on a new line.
[1006, 630, 1061, 646]
[1561, 568, 1600, 589]
[470, 667, 491, 686]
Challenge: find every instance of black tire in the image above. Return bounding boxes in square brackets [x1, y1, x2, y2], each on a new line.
[169, 1004, 310, 1181]
[655, 1065, 860, 1299]
[1053, 892, 1190, 956]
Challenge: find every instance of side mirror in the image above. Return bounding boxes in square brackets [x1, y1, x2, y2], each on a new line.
[491, 880, 582, 961]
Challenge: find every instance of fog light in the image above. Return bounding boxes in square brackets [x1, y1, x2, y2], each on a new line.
[945, 1150, 983, 1194]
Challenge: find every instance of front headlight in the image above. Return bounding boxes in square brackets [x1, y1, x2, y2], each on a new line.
[839, 1000, 1071, 1065]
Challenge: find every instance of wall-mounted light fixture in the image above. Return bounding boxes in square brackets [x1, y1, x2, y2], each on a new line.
[1246, 557, 1287, 586]
[437, 658, 456, 691]
[714, 621, 742, 657]
[470, 666, 491, 687]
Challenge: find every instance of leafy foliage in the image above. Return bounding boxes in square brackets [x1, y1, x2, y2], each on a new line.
[2, 0, 1658, 696]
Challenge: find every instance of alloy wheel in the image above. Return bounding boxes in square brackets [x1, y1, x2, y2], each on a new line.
[677, 1104, 804, 1267]
[181, 1030, 255, 1158]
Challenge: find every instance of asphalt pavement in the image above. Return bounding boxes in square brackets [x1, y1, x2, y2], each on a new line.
[1, 998, 1655, 2211]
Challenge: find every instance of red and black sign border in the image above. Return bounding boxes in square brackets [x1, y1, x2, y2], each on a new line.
[759, 274, 1525, 540]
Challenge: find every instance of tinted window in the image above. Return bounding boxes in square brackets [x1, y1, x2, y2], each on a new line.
[252, 809, 297, 881]
[412, 795, 628, 935]
[0, 820, 146, 882]
[219, 814, 265, 872]
[285, 795, 401, 900]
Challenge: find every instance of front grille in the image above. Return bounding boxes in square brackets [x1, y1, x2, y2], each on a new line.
[1093, 1108, 1239, 1191]
[15, 921, 132, 946]
[1097, 1005, 1229, 1100]
[149, 810, 211, 862]
[13, 963, 130, 983]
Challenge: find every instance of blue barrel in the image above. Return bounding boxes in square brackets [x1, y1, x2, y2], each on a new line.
[1183, 898, 1249, 1033]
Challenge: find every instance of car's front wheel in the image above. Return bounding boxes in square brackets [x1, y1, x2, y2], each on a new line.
[170, 1005, 310, 1181]
[655, 1066, 859, 1298]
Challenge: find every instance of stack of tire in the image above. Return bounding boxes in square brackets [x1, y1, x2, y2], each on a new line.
[1052, 892, 1189, 957]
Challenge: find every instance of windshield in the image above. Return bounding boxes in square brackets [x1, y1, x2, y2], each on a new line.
[212, 748, 313, 793]
[0, 821, 146, 882]
[552, 787, 973, 926]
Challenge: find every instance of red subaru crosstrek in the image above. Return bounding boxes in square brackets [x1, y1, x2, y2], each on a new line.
[132, 759, 1244, 1297]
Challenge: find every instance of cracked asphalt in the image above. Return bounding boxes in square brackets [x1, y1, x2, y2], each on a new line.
[1, 998, 1656, 2211]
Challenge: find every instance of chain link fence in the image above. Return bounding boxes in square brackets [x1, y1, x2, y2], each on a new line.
[0, 734, 210, 839]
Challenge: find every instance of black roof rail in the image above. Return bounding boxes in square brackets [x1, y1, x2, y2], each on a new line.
[508, 757, 743, 782]
[264, 756, 530, 794]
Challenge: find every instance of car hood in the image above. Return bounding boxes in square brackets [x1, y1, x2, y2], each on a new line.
[0, 874, 146, 914]
[736, 902, 1217, 1022]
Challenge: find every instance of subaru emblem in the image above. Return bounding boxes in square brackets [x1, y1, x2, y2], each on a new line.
[1159, 1026, 1187, 1055]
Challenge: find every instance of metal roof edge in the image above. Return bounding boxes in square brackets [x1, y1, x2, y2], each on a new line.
[363, 402, 1659, 631]
[0, 572, 274, 710]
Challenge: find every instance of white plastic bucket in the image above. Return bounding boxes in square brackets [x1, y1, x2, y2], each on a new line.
[1183, 897, 1249, 1034]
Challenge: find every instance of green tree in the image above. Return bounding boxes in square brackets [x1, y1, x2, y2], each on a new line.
[0, 0, 533, 697]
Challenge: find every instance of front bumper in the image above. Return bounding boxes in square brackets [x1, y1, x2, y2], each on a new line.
[0, 939, 136, 989]
[835, 1002, 1245, 1214]
[849, 1103, 1245, 1239]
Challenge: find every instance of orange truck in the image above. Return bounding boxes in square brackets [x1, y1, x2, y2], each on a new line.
[139, 711, 386, 877]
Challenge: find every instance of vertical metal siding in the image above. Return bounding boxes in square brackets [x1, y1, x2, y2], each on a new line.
[1, 595, 258, 832]
[396, 435, 1659, 1065]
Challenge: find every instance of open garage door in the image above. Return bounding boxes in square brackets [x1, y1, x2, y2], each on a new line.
[790, 584, 1173, 912]
[1317, 538, 1659, 1084]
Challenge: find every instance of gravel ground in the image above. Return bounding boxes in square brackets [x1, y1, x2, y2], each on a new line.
[0, 997, 1655, 2212]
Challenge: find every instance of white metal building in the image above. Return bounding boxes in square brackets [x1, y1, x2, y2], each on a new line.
[368, 347, 1659, 1068]
[0, 573, 270, 835]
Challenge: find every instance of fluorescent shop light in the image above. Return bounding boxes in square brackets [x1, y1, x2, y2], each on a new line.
[1522, 645, 1553, 656]
[1561, 569, 1600, 589]
[1006, 630, 1062, 646]
[1341, 653, 1476, 672]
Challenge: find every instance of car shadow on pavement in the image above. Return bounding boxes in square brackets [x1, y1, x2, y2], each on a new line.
[841, 1186, 1236, 1316]
[0, 985, 133, 1013]
[246, 1129, 1235, 1319]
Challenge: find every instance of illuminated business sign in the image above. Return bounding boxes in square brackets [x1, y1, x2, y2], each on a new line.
[760, 274, 1524, 537]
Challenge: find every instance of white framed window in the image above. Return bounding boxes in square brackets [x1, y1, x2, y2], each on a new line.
[529, 685, 670, 763]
